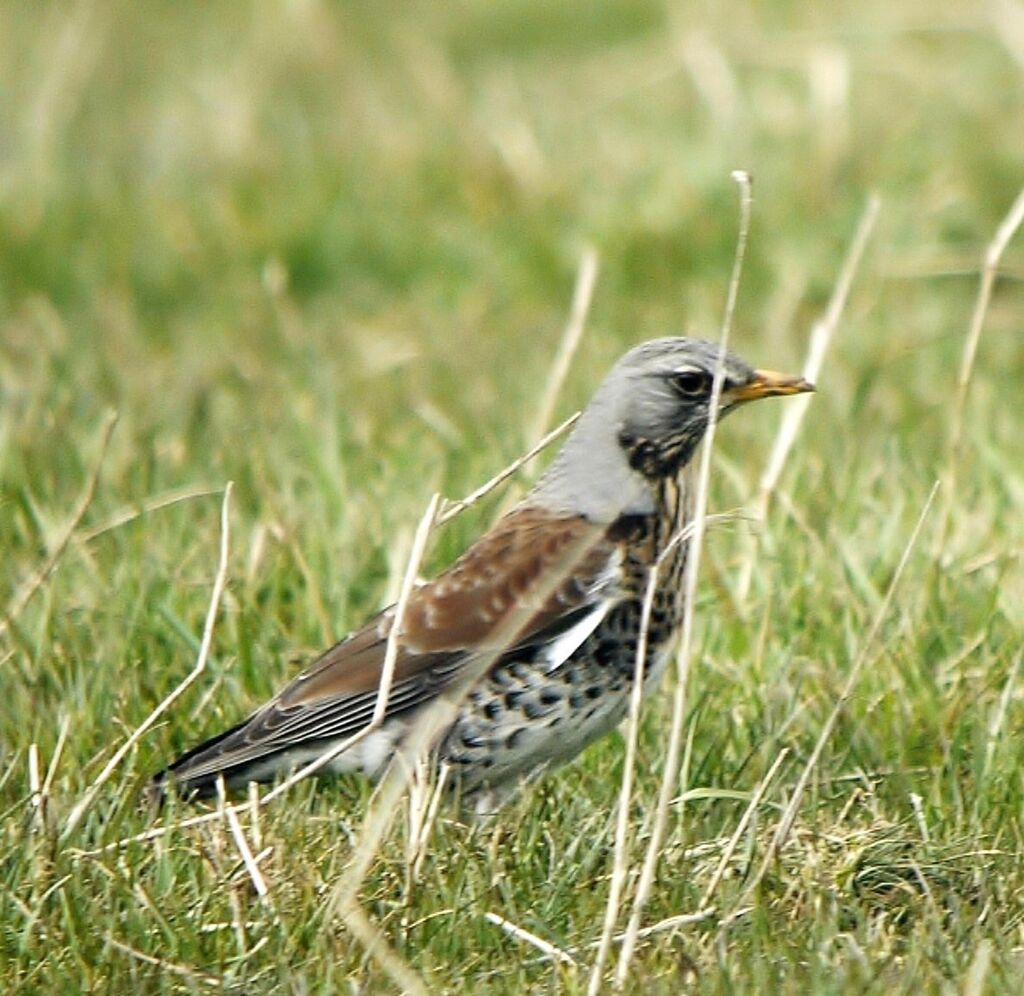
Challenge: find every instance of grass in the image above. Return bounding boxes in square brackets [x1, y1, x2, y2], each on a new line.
[2, 0, 1024, 991]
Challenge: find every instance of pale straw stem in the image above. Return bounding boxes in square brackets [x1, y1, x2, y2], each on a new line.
[485, 912, 578, 966]
[438, 413, 579, 526]
[736, 194, 879, 603]
[699, 747, 789, 907]
[736, 480, 940, 910]
[612, 170, 753, 987]
[62, 480, 233, 839]
[936, 187, 1024, 557]
[526, 246, 599, 449]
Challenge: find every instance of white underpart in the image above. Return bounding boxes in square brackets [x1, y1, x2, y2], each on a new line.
[535, 551, 622, 673]
[236, 724, 407, 787]
[535, 598, 614, 673]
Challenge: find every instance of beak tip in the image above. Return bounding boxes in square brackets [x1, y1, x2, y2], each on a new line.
[739, 369, 817, 401]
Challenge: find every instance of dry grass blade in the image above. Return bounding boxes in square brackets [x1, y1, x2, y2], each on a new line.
[619, 909, 716, 944]
[736, 480, 940, 908]
[62, 481, 234, 839]
[217, 777, 271, 905]
[342, 902, 428, 996]
[247, 781, 262, 850]
[526, 245, 599, 449]
[484, 912, 578, 966]
[992, 0, 1024, 69]
[610, 170, 753, 989]
[583, 518, 706, 995]
[460, 248, 596, 523]
[212, 786, 249, 954]
[375, 493, 441, 727]
[77, 804, 229, 853]
[588, 557, 662, 996]
[504, 906, 715, 976]
[27, 715, 71, 832]
[983, 648, 1022, 781]
[735, 194, 880, 602]
[488, 247, 598, 521]
[952, 185, 1024, 439]
[963, 939, 994, 996]
[27, 744, 41, 828]
[408, 760, 450, 882]
[41, 715, 71, 798]
[937, 186, 1024, 555]
[699, 748, 789, 907]
[75, 483, 222, 543]
[1, 409, 118, 643]
[909, 791, 930, 843]
[437, 413, 579, 526]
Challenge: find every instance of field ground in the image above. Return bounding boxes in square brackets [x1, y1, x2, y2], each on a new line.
[2, 2, 1023, 992]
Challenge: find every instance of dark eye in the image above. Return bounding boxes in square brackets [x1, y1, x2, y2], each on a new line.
[671, 369, 709, 397]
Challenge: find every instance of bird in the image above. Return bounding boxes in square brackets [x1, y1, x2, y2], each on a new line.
[152, 337, 813, 812]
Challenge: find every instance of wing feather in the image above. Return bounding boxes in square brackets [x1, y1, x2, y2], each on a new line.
[163, 507, 618, 790]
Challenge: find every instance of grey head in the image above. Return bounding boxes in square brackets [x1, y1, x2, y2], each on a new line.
[530, 337, 814, 522]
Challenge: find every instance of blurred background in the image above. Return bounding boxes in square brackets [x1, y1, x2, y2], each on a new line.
[3, 2, 1024, 989]
[2, 1, 1021, 490]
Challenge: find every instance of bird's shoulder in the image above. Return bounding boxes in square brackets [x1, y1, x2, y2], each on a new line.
[277, 506, 622, 708]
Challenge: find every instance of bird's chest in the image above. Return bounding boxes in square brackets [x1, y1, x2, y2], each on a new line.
[607, 468, 695, 648]
[441, 470, 696, 790]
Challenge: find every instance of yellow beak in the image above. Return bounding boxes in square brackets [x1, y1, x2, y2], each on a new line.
[728, 369, 815, 403]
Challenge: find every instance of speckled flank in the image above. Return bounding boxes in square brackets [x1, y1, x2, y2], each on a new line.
[440, 466, 693, 806]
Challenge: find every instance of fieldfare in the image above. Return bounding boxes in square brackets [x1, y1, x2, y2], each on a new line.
[153, 338, 812, 811]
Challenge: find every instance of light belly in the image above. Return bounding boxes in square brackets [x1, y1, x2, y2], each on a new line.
[443, 640, 676, 794]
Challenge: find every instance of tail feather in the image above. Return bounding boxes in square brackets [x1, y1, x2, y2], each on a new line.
[150, 716, 263, 800]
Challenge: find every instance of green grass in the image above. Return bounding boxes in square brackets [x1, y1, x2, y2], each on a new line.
[2, 1, 1023, 991]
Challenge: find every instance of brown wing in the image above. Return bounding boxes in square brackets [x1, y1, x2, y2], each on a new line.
[161, 507, 617, 789]
[286, 507, 612, 702]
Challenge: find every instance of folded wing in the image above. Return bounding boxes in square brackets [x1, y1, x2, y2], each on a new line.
[157, 507, 618, 794]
